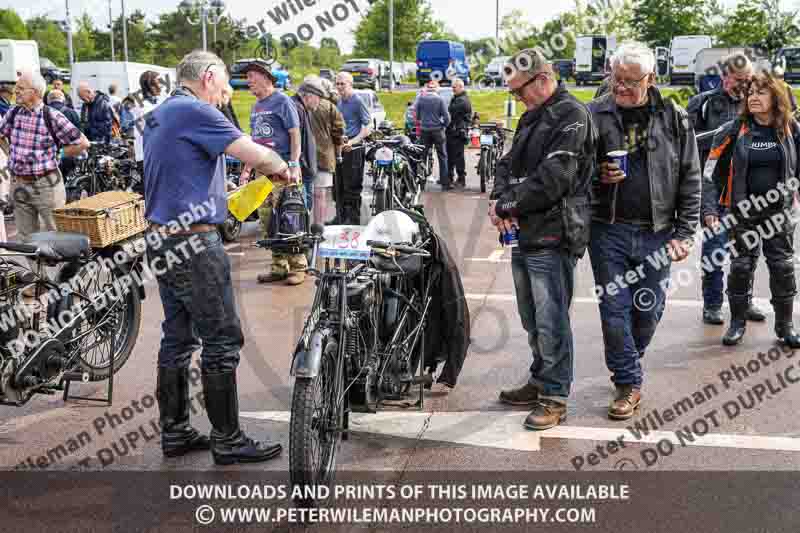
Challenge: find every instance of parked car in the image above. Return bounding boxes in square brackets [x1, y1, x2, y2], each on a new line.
[775, 47, 800, 84]
[341, 58, 384, 91]
[379, 61, 402, 88]
[416, 40, 471, 86]
[552, 58, 575, 81]
[483, 56, 510, 86]
[354, 89, 386, 130]
[319, 68, 334, 81]
[40, 56, 70, 83]
[229, 58, 291, 90]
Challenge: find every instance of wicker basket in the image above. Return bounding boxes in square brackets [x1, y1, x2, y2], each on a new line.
[54, 191, 147, 248]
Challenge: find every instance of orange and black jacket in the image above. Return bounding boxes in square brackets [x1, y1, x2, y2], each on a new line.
[702, 117, 800, 219]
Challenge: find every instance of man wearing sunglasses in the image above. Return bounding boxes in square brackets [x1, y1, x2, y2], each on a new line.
[489, 48, 596, 430]
[587, 43, 700, 421]
[687, 54, 766, 327]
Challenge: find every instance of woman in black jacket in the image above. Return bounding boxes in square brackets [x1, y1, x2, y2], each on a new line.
[705, 71, 800, 347]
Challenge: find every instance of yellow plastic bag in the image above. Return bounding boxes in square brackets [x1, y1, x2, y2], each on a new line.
[227, 176, 274, 222]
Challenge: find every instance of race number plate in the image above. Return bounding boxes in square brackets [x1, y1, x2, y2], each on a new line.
[318, 225, 371, 260]
[480, 134, 494, 145]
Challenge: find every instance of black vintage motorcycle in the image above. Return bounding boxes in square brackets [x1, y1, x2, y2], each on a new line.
[0, 232, 145, 407]
[364, 134, 428, 216]
[65, 140, 142, 203]
[259, 208, 436, 492]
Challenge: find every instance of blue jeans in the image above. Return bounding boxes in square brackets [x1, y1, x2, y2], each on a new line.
[510, 247, 577, 400]
[147, 230, 244, 373]
[303, 175, 314, 212]
[701, 209, 728, 309]
[588, 222, 672, 388]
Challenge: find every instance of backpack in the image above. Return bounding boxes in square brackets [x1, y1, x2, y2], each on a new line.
[270, 184, 309, 253]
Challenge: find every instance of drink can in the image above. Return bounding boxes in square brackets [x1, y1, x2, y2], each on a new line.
[503, 225, 519, 248]
[607, 150, 628, 176]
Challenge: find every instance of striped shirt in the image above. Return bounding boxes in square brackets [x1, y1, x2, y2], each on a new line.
[0, 103, 81, 176]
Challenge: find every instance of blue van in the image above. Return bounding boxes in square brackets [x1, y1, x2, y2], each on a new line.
[416, 40, 471, 86]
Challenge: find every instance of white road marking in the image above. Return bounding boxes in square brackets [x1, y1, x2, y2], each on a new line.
[228, 252, 245, 257]
[224, 244, 240, 251]
[240, 410, 800, 453]
[241, 410, 540, 451]
[465, 249, 507, 263]
[464, 294, 775, 312]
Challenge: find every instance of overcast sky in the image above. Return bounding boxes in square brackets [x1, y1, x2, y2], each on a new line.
[5, 0, 800, 54]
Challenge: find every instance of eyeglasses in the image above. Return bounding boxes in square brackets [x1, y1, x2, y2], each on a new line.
[611, 73, 649, 90]
[335, 82, 347, 86]
[14, 86, 32, 93]
[508, 73, 549, 97]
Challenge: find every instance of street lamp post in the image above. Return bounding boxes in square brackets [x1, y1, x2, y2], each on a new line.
[389, 0, 394, 91]
[65, 0, 74, 68]
[121, 0, 128, 61]
[109, 0, 115, 61]
[179, 0, 226, 52]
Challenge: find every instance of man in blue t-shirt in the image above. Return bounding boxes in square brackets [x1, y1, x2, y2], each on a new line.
[239, 60, 308, 286]
[144, 50, 289, 466]
[334, 71, 372, 224]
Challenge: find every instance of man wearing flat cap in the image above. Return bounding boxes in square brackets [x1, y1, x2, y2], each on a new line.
[239, 59, 307, 286]
[290, 76, 323, 215]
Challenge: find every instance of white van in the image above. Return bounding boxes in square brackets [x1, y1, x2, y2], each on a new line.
[669, 35, 713, 85]
[0, 40, 40, 83]
[575, 35, 617, 85]
[70, 61, 176, 112]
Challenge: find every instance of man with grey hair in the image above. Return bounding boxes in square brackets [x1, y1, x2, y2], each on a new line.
[446, 78, 472, 187]
[489, 48, 596, 430]
[587, 42, 700, 420]
[0, 69, 88, 288]
[290, 75, 322, 212]
[335, 70, 372, 223]
[688, 53, 766, 326]
[144, 49, 290, 465]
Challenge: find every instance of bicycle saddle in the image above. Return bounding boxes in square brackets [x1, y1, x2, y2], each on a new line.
[28, 232, 91, 262]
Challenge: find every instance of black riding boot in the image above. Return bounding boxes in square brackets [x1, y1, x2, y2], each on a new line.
[201, 370, 282, 465]
[723, 295, 748, 345]
[157, 367, 210, 457]
[773, 298, 800, 348]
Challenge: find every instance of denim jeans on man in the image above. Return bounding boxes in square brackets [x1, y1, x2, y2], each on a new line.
[148, 230, 244, 373]
[588, 221, 672, 388]
[510, 247, 577, 400]
[701, 208, 728, 309]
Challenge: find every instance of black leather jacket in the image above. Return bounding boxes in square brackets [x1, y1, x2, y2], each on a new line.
[703, 117, 800, 220]
[491, 86, 596, 256]
[687, 85, 741, 163]
[587, 87, 701, 242]
[447, 92, 473, 136]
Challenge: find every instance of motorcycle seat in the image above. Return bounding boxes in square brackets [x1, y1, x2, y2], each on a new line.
[28, 232, 92, 262]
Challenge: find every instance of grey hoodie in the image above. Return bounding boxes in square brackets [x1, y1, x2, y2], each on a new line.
[413, 90, 451, 131]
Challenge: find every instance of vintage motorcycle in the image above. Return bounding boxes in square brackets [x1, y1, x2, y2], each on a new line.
[260, 208, 437, 491]
[0, 232, 145, 407]
[65, 140, 142, 203]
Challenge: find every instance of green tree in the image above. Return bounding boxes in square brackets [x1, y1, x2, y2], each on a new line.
[631, 0, 719, 46]
[498, 9, 538, 54]
[73, 13, 96, 62]
[761, 0, 800, 54]
[353, 0, 443, 60]
[716, 0, 768, 48]
[0, 9, 28, 40]
[27, 16, 67, 66]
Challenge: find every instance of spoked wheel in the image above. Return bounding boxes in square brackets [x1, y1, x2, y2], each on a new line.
[66, 178, 92, 203]
[290, 347, 342, 494]
[61, 261, 142, 381]
[479, 148, 489, 193]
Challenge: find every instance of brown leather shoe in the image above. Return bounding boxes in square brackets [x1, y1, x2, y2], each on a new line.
[608, 385, 641, 420]
[499, 383, 539, 406]
[257, 273, 287, 284]
[523, 399, 567, 430]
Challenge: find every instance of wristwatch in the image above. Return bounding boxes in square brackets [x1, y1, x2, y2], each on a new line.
[287, 161, 300, 168]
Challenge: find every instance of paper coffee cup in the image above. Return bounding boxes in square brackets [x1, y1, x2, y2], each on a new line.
[607, 150, 628, 176]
